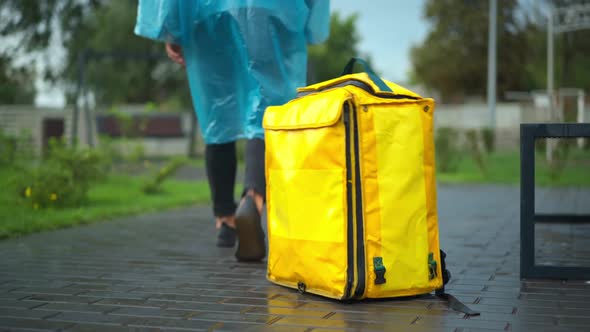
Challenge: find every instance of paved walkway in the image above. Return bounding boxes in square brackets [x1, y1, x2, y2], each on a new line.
[1, 185, 590, 331]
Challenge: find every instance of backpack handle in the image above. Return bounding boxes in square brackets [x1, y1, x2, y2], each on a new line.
[341, 57, 393, 93]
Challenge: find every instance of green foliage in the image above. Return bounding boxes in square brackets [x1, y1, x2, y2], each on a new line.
[548, 0, 590, 91]
[435, 128, 463, 173]
[100, 106, 149, 168]
[16, 139, 110, 209]
[19, 164, 83, 209]
[411, 0, 534, 100]
[465, 130, 488, 175]
[545, 139, 572, 181]
[517, 0, 590, 93]
[0, 0, 104, 103]
[0, 166, 211, 239]
[96, 135, 119, 164]
[481, 128, 496, 153]
[63, 0, 191, 107]
[308, 12, 374, 83]
[436, 148, 590, 187]
[536, 138, 547, 152]
[107, 105, 151, 138]
[411, 0, 590, 99]
[98, 135, 145, 172]
[0, 128, 35, 166]
[0, 56, 36, 104]
[236, 140, 246, 163]
[128, 144, 146, 165]
[0, 0, 104, 55]
[1, 2, 367, 108]
[142, 157, 188, 194]
[0, 128, 18, 166]
[108, 106, 136, 137]
[1, 0, 190, 108]
[47, 139, 110, 187]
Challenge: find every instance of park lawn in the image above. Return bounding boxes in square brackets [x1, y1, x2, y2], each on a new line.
[0, 168, 211, 239]
[438, 150, 590, 187]
[1, 148, 588, 239]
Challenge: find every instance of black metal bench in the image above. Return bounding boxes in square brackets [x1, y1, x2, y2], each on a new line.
[520, 123, 590, 279]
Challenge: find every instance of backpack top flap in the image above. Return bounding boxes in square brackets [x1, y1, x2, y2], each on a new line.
[297, 73, 422, 100]
[263, 88, 351, 130]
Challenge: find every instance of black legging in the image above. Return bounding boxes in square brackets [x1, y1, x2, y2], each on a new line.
[205, 139, 265, 217]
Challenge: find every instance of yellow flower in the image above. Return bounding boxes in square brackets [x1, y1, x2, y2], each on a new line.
[25, 187, 31, 198]
[50, 193, 58, 201]
[33, 203, 39, 210]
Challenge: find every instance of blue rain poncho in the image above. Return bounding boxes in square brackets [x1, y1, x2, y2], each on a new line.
[135, 0, 330, 144]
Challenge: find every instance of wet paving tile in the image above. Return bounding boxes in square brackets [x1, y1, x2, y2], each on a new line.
[0, 186, 589, 331]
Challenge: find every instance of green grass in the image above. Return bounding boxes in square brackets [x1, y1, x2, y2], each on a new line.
[1, 147, 588, 239]
[0, 168, 211, 239]
[438, 149, 590, 187]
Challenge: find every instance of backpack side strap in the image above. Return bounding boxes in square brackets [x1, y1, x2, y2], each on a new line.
[437, 250, 480, 317]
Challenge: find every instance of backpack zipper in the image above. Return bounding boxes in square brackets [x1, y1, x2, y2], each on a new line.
[343, 103, 355, 299]
[342, 101, 366, 300]
[352, 102, 366, 299]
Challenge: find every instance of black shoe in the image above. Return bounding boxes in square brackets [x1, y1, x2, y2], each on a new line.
[235, 195, 266, 262]
[216, 223, 236, 248]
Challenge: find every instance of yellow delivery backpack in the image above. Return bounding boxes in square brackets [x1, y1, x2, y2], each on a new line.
[263, 58, 477, 315]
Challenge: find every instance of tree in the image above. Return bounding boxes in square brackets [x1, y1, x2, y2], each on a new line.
[62, 0, 190, 108]
[410, 0, 530, 102]
[308, 12, 373, 84]
[1, 0, 190, 109]
[0, 0, 89, 104]
[0, 0, 104, 80]
[0, 55, 36, 104]
[511, 0, 590, 94]
[1, 3, 368, 107]
[550, 0, 590, 90]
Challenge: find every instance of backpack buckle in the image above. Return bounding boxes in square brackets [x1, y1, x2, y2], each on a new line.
[373, 257, 386, 285]
[428, 252, 438, 280]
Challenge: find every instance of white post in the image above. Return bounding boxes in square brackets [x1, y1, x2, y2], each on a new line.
[578, 91, 586, 148]
[487, 0, 497, 131]
[547, 9, 555, 162]
[548, 12, 554, 98]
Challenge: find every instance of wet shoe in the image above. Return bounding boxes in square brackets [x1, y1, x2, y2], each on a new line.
[216, 223, 236, 248]
[235, 195, 266, 262]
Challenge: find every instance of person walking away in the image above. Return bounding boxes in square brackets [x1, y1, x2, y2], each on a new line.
[135, 0, 330, 261]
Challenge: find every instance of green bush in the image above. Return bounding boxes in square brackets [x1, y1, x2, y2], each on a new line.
[17, 139, 111, 208]
[97, 134, 146, 174]
[465, 130, 487, 175]
[236, 140, 246, 163]
[97, 135, 121, 163]
[435, 128, 462, 173]
[481, 127, 495, 153]
[546, 139, 571, 181]
[20, 165, 84, 209]
[128, 143, 146, 164]
[104, 106, 147, 170]
[0, 128, 34, 167]
[107, 105, 150, 138]
[0, 128, 17, 166]
[142, 157, 187, 194]
[536, 138, 547, 152]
